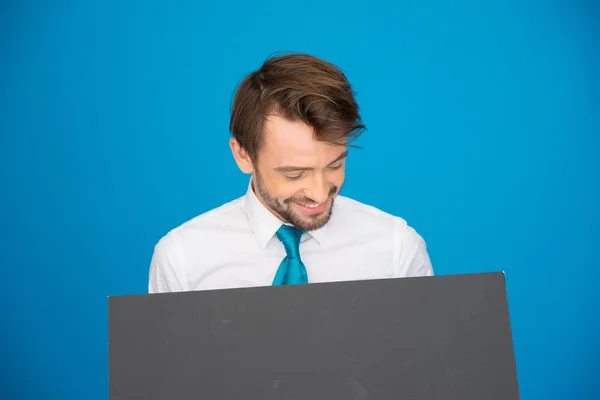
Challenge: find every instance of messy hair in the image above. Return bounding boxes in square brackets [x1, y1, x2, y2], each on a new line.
[230, 52, 365, 161]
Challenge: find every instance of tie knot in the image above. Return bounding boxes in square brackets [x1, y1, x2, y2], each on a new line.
[276, 225, 303, 258]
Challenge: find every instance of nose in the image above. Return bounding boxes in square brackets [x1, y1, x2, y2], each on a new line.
[305, 174, 330, 204]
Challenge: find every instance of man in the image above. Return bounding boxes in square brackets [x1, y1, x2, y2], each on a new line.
[148, 52, 433, 293]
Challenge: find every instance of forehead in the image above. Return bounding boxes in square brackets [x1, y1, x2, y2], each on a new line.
[260, 114, 344, 165]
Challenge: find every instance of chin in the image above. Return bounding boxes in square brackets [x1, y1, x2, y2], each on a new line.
[292, 209, 333, 232]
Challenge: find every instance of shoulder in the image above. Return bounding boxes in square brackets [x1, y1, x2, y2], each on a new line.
[154, 197, 244, 254]
[333, 195, 416, 236]
[333, 195, 432, 277]
[148, 197, 246, 293]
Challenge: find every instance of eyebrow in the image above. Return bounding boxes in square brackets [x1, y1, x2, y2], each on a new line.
[274, 150, 348, 173]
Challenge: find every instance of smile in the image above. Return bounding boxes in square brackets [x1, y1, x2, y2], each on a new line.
[298, 202, 322, 208]
[293, 201, 328, 214]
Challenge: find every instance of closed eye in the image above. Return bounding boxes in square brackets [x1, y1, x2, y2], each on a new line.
[284, 173, 304, 181]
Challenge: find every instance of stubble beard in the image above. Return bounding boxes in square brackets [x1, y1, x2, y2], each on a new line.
[252, 172, 338, 232]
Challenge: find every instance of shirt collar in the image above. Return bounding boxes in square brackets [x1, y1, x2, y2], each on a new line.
[241, 177, 328, 249]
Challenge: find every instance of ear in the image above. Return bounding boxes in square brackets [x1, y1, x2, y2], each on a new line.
[229, 138, 254, 174]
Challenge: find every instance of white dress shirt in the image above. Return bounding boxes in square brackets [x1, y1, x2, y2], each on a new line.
[148, 180, 433, 293]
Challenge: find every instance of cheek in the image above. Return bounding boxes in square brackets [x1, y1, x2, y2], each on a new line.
[328, 168, 345, 186]
[264, 173, 302, 199]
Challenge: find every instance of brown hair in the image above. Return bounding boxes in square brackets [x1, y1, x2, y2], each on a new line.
[230, 52, 365, 161]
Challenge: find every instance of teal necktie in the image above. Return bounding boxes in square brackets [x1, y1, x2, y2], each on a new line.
[272, 225, 308, 285]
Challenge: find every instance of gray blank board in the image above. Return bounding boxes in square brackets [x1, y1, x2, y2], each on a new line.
[108, 272, 520, 399]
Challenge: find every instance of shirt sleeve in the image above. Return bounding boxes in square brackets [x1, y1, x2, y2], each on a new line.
[393, 217, 434, 278]
[148, 234, 188, 293]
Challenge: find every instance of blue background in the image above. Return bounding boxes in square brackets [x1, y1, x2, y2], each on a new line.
[1, 0, 598, 398]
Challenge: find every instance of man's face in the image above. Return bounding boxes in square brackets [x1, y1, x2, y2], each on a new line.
[252, 115, 347, 232]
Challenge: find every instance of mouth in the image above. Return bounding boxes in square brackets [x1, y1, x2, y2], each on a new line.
[292, 200, 328, 215]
